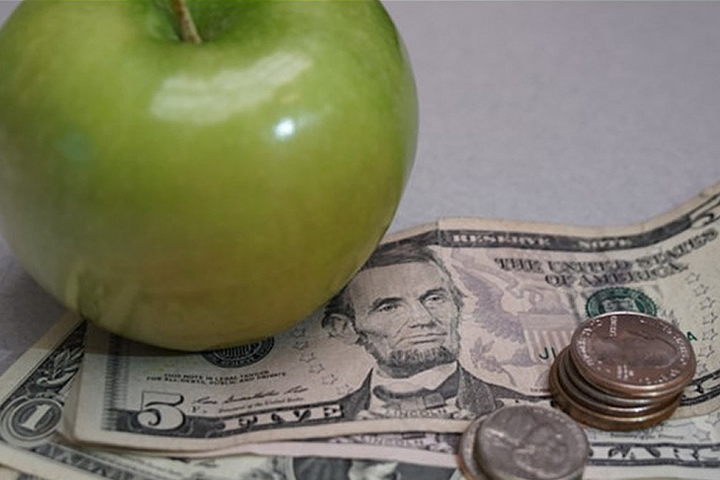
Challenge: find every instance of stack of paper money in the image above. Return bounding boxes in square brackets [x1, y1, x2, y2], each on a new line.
[1, 182, 719, 480]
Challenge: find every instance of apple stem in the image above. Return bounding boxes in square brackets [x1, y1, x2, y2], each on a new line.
[170, 0, 202, 44]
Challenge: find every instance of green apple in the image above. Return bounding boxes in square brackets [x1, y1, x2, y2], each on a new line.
[0, 0, 417, 350]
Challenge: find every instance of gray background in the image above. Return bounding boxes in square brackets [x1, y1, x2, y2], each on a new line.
[1, 1, 720, 374]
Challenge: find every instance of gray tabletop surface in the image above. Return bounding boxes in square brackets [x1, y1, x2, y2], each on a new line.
[1, 1, 720, 376]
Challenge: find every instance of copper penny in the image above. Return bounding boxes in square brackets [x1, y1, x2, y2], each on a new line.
[550, 362, 681, 431]
[562, 347, 679, 408]
[570, 312, 695, 398]
[556, 347, 678, 415]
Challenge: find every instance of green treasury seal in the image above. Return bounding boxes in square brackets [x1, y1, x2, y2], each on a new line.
[585, 287, 657, 317]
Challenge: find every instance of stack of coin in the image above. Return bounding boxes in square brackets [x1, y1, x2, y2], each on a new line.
[459, 404, 589, 480]
[550, 312, 696, 431]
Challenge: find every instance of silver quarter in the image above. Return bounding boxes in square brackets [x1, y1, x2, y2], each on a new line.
[458, 416, 492, 480]
[476, 405, 589, 480]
